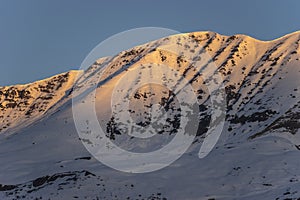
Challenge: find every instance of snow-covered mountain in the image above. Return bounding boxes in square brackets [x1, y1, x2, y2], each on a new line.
[0, 31, 300, 200]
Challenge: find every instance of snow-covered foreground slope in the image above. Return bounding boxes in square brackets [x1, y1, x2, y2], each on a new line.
[0, 31, 300, 199]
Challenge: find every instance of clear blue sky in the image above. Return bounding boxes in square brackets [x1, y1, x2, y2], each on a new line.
[0, 0, 299, 85]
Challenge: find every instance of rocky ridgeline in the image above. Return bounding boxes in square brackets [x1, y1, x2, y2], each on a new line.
[0, 71, 79, 133]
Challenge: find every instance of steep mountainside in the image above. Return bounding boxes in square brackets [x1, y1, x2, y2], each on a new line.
[0, 31, 299, 200]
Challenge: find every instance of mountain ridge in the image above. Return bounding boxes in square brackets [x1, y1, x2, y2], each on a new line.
[0, 30, 299, 200]
[2, 30, 300, 88]
[1, 30, 299, 136]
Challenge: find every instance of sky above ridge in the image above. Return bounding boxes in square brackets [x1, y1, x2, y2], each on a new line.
[0, 0, 299, 85]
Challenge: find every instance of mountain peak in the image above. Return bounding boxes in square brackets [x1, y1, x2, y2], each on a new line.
[1, 31, 300, 135]
[0, 30, 299, 199]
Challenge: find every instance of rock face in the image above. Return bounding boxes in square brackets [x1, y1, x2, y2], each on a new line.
[0, 31, 299, 200]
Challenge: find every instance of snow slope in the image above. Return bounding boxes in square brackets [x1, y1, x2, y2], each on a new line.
[0, 31, 300, 200]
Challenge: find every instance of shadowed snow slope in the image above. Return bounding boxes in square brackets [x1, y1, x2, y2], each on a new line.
[0, 31, 300, 200]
